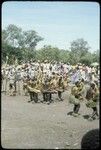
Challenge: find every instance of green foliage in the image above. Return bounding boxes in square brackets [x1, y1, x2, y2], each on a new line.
[69, 38, 90, 64]
[2, 25, 99, 65]
[91, 50, 99, 62]
[2, 24, 43, 64]
[5, 24, 22, 47]
[59, 50, 70, 63]
[2, 24, 43, 49]
[23, 30, 43, 49]
[79, 52, 93, 65]
[36, 45, 60, 62]
[2, 43, 23, 64]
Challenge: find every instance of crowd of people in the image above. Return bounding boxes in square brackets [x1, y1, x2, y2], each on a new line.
[1, 60, 100, 121]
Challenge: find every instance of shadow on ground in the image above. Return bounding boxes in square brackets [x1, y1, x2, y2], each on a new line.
[83, 115, 90, 119]
[67, 111, 73, 115]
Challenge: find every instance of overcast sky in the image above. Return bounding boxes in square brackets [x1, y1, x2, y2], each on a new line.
[2, 1, 100, 52]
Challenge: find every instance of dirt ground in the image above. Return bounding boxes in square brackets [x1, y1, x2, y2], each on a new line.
[1, 90, 99, 149]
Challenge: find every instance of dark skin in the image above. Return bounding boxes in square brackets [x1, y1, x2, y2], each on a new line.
[57, 77, 64, 101]
[86, 83, 99, 120]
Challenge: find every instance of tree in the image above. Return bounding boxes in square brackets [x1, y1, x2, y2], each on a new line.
[92, 50, 100, 63]
[36, 45, 60, 62]
[2, 29, 9, 45]
[3, 24, 43, 49]
[2, 25, 99, 65]
[2, 43, 23, 64]
[23, 30, 43, 50]
[2, 24, 43, 63]
[5, 24, 22, 47]
[59, 50, 70, 63]
[69, 38, 90, 64]
[80, 52, 93, 65]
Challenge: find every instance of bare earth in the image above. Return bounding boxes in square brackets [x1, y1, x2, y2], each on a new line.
[1, 91, 99, 149]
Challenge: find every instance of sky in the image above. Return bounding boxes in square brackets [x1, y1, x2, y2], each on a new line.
[2, 1, 100, 52]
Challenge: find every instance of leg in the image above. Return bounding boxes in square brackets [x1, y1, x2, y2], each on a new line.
[49, 93, 53, 102]
[1, 79, 4, 92]
[95, 107, 99, 117]
[29, 92, 33, 102]
[73, 104, 77, 113]
[25, 88, 28, 96]
[46, 93, 49, 102]
[90, 107, 99, 119]
[46, 93, 52, 104]
[14, 81, 16, 93]
[43, 93, 46, 101]
[23, 85, 26, 95]
[34, 93, 38, 103]
[72, 104, 80, 117]
[75, 104, 80, 114]
[18, 81, 21, 95]
[9, 83, 13, 96]
[58, 91, 63, 100]
[48, 93, 52, 104]
[92, 107, 99, 117]
[50, 93, 52, 100]
[5, 79, 8, 95]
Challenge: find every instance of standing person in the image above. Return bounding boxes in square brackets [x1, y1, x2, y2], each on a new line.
[86, 82, 99, 121]
[15, 68, 22, 95]
[33, 78, 42, 103]
[63, 63, 68, 74]
[42, 76, 52, 104]
[85, 65, 89, 83]
[80, 65, 86, 81]
[49, 74, 58, 101]
[23, 75, 29, 96]
[71, 67, 81, 84]
[8, 71, 16, 96]
[13, 71, 17, 95]
[78, 78, 86, 98]
[43, 60, 47, 74]
[63, 74, 70, 90]
[27, 78, 39, 103]
[50, 73, 58, 90]
[52, 62, 56, 73]
[69, 81, 84, 117]
[57, 76, 64, 101]
[60, 63, 64, 75]
[1, 68, 5, 92]
[4, 68, 9, 95]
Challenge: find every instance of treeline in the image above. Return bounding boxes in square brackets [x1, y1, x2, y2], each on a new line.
[2, 24, 99, 65]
